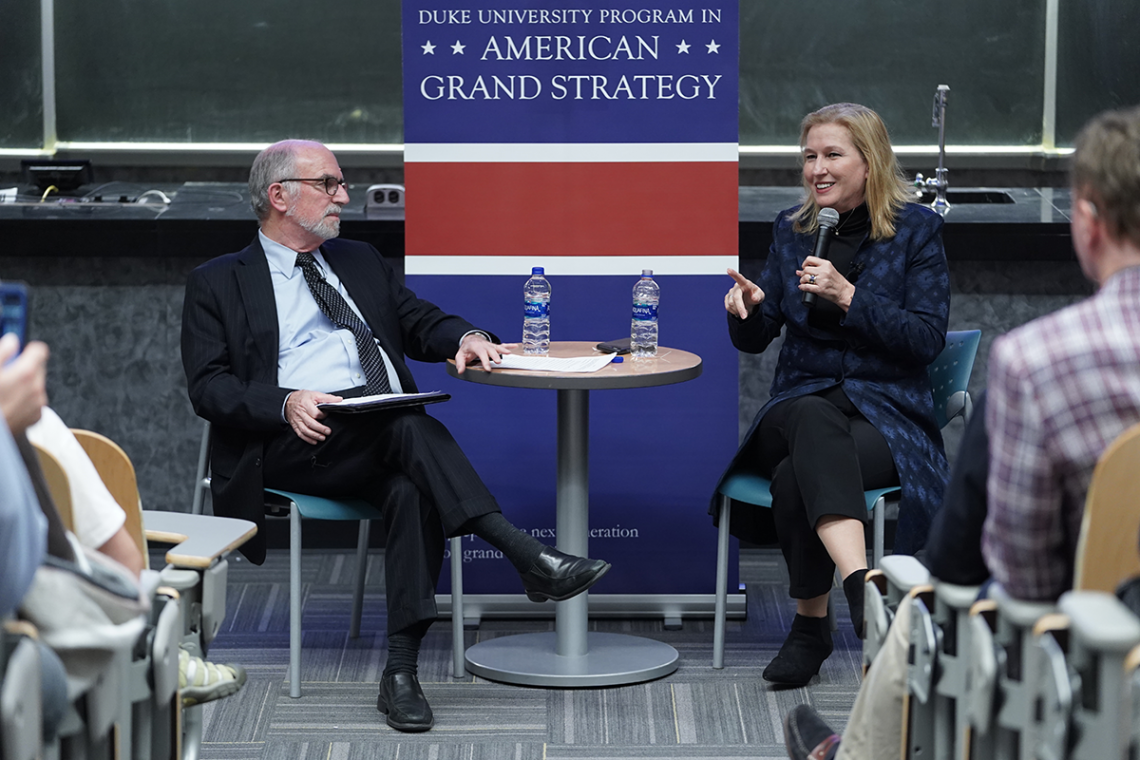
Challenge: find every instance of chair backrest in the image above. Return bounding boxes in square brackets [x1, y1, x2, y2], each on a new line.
[31, 443, 74, 533]
[929, 330, 982, 430]
[1073, 421, 1140, 593]
[70, 429, 148, 564]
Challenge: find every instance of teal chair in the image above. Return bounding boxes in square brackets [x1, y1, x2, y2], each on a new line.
[711, 329, 981, 668]
[194, 424, 467, 698]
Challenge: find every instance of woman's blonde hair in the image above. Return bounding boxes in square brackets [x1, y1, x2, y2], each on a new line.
[791, 103, 912, 240]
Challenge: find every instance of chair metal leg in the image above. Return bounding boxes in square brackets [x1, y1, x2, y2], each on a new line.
[713, 495, 731, 669]
[873, 496, 885, 567]
[350, 520, 369, 639]
[182, 703, 204, 760]
[450, 536, 465, 678]
[289, 502, 302, 699]
[191, 424, 211, 515]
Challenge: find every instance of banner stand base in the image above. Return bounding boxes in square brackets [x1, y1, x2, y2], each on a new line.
[435, 590, 748, 626]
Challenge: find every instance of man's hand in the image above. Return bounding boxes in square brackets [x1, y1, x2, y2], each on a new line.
[455, 334, 515, 373]
[0, 334, 49, 435]
[284, 389, 343, 445]
[725, 268, 765, 320]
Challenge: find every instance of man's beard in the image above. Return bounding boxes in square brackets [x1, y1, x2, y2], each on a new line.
[288, 202, 342, 240]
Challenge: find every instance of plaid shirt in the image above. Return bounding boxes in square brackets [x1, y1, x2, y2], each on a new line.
[982, 265, 1140, 601]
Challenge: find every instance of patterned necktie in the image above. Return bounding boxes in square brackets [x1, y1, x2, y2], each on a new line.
[295, 251, 392, 395]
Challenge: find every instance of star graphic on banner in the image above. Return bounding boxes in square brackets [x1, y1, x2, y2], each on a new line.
[706, 39, 721, 54]
[677, 40, 691, 54]
[452, 40, 466, 54]
[421, 41, 435, 54]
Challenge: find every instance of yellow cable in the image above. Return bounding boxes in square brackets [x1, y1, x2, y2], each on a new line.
[40, 185, 58, 202]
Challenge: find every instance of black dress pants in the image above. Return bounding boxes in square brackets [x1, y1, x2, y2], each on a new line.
[756, 385, 898, 599]
[262, 406, 500, 634]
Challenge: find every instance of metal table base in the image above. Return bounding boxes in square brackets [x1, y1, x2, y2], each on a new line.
[465, 631, 678, 687]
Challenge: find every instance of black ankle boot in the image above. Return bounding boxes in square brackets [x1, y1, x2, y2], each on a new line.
[762, 614, 833, 686]
[842, 569, 869, 639]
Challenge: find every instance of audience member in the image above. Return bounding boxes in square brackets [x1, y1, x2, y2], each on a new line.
[26, 406, 247, 705]
[781, 104, 1140, 760]
[0, 332, 51, 614]
[0, 333, 67, 739]
[27, 407, 144, 578]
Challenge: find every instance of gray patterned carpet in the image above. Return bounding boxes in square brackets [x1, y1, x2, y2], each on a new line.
[188, 548, 862, 759]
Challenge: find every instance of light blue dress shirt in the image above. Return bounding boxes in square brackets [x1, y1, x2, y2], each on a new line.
[0, 415, 46, 617]
[260, 231, 404, 396]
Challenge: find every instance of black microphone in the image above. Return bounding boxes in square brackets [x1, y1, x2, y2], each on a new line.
[801, 207, 841, 308]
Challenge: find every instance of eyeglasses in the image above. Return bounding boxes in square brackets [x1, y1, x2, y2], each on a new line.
[278, 176, 347, 196]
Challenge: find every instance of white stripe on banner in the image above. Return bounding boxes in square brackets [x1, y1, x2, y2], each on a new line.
[405, 255, 738, 276]
[405, 142, 738, 163]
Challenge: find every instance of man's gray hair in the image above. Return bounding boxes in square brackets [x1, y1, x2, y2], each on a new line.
[249, 142, 301, 220]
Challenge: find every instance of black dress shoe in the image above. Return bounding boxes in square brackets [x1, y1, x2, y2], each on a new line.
[519, 547, 611, 602]
[784, 704, 841, 760]
[762, 614, 833, 686]
[376, 673, 434, 732]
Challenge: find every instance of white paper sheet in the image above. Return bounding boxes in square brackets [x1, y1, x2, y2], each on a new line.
[494, 353, 617, 373]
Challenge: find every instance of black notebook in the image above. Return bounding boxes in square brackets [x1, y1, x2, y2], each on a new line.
[317, 390, 451, 414]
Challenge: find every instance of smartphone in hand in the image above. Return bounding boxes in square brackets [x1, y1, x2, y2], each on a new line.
[0, 282, 29, 361]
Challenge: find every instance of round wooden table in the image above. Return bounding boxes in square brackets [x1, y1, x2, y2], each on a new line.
[447, 341, 702, 686]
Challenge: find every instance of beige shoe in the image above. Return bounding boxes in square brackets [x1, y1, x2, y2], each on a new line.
[179, 648, 247, 706]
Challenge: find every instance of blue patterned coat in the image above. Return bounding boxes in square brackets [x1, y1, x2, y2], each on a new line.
[720, 203, 951, 554]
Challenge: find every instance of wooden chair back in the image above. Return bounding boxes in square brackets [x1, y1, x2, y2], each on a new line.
[1074, 421, 1140, 593]
[31, 443, 73, 533]
[69, 429, 148, 564]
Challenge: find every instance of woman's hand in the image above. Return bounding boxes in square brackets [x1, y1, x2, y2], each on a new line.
[725, 268, 765, 319]
[797, 256, 856, 311]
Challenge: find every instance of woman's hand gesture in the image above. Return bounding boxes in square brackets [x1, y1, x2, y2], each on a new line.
[725, 268, 765, 319]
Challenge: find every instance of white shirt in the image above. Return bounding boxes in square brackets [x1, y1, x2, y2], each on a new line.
[260, 230, 404, 395]
[26, 407, 126, 550]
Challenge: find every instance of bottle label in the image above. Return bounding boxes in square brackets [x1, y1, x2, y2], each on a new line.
[524, 301, 549, 318]
[632, 303, 658, 321]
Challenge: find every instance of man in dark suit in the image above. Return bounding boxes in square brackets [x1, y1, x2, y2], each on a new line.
[181, 139, 610, 732]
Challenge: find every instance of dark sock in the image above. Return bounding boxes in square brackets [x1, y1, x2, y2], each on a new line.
[466, 512, 545, 573]
[843, 568, 869, 639]
[383, 620, 431, 678]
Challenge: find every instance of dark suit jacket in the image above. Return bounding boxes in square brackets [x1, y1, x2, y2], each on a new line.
[181, 236, 486, 563]
[924, 391, 990, 586]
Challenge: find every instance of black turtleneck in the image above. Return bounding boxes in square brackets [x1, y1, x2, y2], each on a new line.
[806, 202, 870, 332]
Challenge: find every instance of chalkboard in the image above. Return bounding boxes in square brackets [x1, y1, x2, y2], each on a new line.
[1056, 0, 1140, 147]
[17, 0, 1138, 151]
[0, 1, 43, 149]
[54, 0, 404, 144]
[739, 0, 1046, 147]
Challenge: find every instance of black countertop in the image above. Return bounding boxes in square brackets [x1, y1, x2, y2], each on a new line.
[0, 182, 1074, 261]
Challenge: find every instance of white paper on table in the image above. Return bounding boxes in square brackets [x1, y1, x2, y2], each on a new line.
[494, 353, 617, 373]
[0, 188, 16, 203]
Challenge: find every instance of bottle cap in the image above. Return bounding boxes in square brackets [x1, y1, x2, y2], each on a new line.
[641, 269, 653, 277]
[532, 267, 544, 275]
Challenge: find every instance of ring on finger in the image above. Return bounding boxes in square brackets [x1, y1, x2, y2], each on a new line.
[809, 274, 816, 285]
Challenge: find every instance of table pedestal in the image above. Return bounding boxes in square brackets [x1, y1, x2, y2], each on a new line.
[464, 388, 680, 687]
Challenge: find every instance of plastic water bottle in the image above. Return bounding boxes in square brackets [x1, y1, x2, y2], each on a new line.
[631, 270, 659, 358]
[522, 267, 551, 355]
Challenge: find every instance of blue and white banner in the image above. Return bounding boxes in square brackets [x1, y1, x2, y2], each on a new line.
[402, 1, 740, 596]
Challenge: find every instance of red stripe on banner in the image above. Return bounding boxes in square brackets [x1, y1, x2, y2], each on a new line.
[405, 161, 738, 258]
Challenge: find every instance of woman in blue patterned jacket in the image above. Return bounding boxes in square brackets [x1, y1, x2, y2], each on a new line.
[722, 103, 950, 685]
